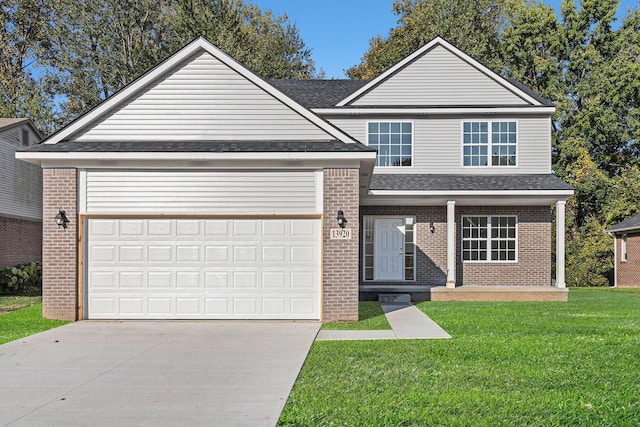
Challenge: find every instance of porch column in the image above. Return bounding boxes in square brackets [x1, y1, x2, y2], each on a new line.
[556, 200, 566, 288]
[446, 200, 456, 288]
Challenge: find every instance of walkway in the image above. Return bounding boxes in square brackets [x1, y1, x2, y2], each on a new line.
[316, 302, 451, 341]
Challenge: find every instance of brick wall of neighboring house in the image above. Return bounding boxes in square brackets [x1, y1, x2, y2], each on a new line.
[616, 232, 640, 287]
[0, 217, 42, 268]
[323, 168, 359, 322]
[360, 205, 552, 287]
[42, 168, 78, 321]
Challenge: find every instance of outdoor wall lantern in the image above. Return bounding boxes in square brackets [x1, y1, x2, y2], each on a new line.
[337, 210, 347, 228]
[430, 222, 436, 233]
[55, 210, 70, 229]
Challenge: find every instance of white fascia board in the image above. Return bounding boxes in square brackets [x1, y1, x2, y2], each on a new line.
[369, 189, 574, 197]
[44, 38, 361, 146]
[605, 226, 640, 234]
[313, 107, 556, 115]
[336, 36, 543, 107]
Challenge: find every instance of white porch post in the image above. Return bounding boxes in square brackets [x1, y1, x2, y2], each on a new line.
[446, 200, 456, 288]
[556, 200, 566, 288]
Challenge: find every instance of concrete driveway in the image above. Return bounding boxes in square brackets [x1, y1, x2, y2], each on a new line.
[0, 321, 320, 426]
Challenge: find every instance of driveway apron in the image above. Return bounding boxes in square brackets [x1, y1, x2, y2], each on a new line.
[0, 321, 320, 427]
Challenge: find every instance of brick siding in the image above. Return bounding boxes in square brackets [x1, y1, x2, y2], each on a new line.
[42, 169, 78, 321]
[360, 205, 552, 287]
[323, 169, 359, 322]
[0, 216, 42, 268]
[616, 232, 640, 287]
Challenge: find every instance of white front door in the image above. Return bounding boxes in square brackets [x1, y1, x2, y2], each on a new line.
[374, 218, 404, 280]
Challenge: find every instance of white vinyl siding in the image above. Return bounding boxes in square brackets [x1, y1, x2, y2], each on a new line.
[72, 51, 331, 141]
[84, 170, 320, 214]
[328, 116, 551, 174]
[0, 125, 42, 220]
[351, 45, 529, 106]
[87, 217, 321, 319]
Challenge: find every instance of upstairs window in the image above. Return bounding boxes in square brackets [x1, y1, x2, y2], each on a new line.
[463, 121, 517, 167]
[368, 122, 412, 167]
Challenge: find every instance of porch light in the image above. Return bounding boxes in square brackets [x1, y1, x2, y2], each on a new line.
[430, 222, 436, 233]
[55, 210, 70, 229]
[337, 210, 347, 228]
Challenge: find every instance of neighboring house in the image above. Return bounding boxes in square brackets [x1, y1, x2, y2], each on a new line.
[17, 36, 573, 322]
[0, 118, 43, 269]
[606, 213, 640, 287]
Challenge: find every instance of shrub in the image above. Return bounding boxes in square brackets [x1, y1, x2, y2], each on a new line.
[0, 262, 42, 295]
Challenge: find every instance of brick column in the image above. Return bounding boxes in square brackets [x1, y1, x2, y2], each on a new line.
[42, 169, 78, 321]
[323, 169, 359, 322]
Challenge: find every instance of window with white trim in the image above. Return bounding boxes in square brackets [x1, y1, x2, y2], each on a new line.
[463, 121, 517, 167]
[368, 122, 412, 167]
[621, 235, 627, 262]
[463, 216, 517, 262]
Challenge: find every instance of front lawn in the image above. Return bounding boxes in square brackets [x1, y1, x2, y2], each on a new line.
[0, 304, 68, 345]
[321, 301, 391, 330]
[280, 289, 640, 426]
[0, 296, 42, 315]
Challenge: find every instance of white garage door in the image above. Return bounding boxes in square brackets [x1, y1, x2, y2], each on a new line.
[87, 218, 321, 319]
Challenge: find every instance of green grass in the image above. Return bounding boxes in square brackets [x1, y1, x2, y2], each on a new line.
[321, 302, 392, 330]
[0, 296, 42, 314]
[280, 289, 640, 426]
[0, 304, 68, 345]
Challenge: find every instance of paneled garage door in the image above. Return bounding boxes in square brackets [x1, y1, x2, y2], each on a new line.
[86, 218, 321, 319]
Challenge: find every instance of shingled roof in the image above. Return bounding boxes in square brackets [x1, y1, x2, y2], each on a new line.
[370, 174, 573, 191]
[606, 213, 640, 234]
[268, 79, 370, 109]
[20, 140, 375, 153]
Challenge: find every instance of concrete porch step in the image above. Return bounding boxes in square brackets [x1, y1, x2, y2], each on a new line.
[378, 293, 411, 303]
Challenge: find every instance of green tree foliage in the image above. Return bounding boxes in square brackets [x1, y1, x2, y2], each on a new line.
[0, 0, 56, 134]
[350, 0, 640, 286]
[347, 0, 517, 79]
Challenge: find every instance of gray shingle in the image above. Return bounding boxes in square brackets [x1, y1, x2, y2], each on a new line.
[370, 174, 573, 191]
[606, 213, 640, 233]
[19, 140, 375, 153]
[268, 79, 370, 109]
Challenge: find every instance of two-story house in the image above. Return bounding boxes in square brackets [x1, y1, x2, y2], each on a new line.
[0, 118, 43, 268]
[17, 37, 573, 322]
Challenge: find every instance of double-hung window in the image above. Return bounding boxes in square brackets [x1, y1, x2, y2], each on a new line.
[463, 121, 517, 166]
[368, 122, 412, 167]
[462, 216, 517, 262]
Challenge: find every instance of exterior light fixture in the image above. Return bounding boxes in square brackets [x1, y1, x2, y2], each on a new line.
[337, 210, 347, 228]
[55, 210, 70, 229]
[430, 222, 436, 233]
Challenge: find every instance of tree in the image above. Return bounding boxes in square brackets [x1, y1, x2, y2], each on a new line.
[0, 0, 56, 134]
[347, 0, 519, 79]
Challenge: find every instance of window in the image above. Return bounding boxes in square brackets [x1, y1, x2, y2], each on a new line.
[21, 129, 29, 147]
[368, 122, 412, 167]
[621, 235, 627, 262]
[463, 216, 517, 262]
[463, 121, 517, 166]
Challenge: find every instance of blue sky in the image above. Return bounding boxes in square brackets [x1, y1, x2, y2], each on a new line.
[250, 0, 638, 78]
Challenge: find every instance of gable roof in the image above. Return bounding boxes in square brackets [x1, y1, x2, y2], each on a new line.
[606, 213, 640, 234]
[43, 37, 361, 146]
[0, 118, 44, 140]
[336, 36, 552, 108]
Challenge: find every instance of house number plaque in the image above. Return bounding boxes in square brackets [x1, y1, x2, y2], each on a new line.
[330, 228, 352, 239]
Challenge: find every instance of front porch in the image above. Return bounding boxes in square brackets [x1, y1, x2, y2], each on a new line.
[360, 285, 568, 302]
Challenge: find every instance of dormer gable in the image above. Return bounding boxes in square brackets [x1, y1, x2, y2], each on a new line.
[338, 37, 547, 108]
